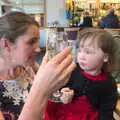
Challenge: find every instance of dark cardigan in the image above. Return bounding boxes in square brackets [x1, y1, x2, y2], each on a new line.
[65, 64, 117, 120]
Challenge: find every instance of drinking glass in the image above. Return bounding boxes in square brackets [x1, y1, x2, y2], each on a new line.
[46, 30, 68, 102]
[46, 29, 77, 102]
[46, 30, 68, 59]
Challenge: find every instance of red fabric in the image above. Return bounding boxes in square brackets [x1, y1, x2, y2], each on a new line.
[44, 96, 99, 120]
[82, 71, 108, 81]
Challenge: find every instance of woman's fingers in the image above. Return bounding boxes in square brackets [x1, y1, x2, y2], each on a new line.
[62, 62, 76, 79]
[41, 52, 49, 66]
[34, 47, 76, 94]
[41, 47, 72, 68]
[51, 47, 72, 64]
[53, 62, 76, 90]
[52, 75, 71, 91]
[58, 54, 73, 74]
[58, 62, 76, 86]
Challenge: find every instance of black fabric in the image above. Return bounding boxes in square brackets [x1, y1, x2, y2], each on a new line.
[64, 64, 117, 120]
[79, 16, 93, 27]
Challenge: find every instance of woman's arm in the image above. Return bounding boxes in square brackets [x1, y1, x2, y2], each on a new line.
[18, 47, 76, 120]
[0, 111, 4, 120]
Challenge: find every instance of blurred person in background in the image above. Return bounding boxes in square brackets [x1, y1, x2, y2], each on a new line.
[100, 8, 119, 29]
[79, 11, 93, 28]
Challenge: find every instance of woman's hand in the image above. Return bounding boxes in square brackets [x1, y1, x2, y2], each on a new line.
[33, 47, 76, 96]
[60, 87, 74, 104]
[19, 47, 76, 120]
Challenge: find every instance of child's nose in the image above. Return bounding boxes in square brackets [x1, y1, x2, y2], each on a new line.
[79, 52, 85, 60]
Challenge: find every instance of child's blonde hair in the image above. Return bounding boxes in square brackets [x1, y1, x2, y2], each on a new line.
[77, 28, 118, 73]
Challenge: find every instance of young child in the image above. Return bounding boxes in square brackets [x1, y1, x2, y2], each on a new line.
[44, 28, 117, 120]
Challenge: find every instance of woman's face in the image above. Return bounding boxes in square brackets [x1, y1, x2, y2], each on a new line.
[11, 25, 40, 66]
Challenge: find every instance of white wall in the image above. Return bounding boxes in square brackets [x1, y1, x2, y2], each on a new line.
[46, 0, 67, 27]
[22, 0, 45, 14]
[0, 0, 45, 14]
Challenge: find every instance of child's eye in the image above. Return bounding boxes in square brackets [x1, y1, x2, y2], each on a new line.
[84, 50, 89, 54]
[85, 50, 94, 54]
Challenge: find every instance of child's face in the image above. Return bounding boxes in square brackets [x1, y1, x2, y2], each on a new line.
[77, 39, 107, 74]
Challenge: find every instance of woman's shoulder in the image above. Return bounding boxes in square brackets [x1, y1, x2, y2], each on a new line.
[0, 79, 20, 88]
[0, 79, 18, 87]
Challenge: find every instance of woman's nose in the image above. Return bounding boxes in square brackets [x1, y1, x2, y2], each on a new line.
[34, 46, 41, 53]
[33, 43, 41, 53]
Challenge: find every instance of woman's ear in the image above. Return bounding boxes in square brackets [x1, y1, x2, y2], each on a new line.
[104, 53, 108, 62]
[0, 37, 11, 52]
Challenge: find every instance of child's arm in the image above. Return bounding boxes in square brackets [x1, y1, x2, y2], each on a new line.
[60, 87, 74, 104]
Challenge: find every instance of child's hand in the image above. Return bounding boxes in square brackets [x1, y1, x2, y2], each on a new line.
[60, 87, 74, 104]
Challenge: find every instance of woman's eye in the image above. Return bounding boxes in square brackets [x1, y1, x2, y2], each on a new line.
[28, 40, 35, 45]
[27, 39, 38, 45]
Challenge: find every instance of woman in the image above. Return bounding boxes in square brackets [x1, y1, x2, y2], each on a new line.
[0, 11, 40, 119]
[0, 11, 76, 120]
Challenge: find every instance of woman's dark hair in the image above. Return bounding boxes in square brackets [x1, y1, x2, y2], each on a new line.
[77, 28, 118, 73]
[0, 11, 39, 43]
